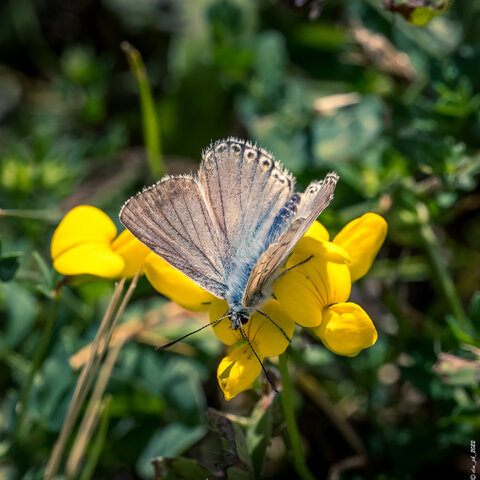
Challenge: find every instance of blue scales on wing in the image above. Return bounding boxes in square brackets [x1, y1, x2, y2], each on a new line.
[197, 138, 296, 307]
[242, 172, 339, 309]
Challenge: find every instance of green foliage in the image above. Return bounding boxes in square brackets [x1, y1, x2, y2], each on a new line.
[1, 0, 479, 478]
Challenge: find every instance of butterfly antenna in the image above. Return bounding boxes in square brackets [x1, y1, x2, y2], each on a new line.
[155, 313, 229, 350]
[239, 325, 278, 394]
[277, 254, 313, 279]
[256, 310, 291, 344]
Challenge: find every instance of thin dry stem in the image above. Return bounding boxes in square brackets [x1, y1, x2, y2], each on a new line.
[297, 373, 367, 456]
[44, 279, 126, 480]
[66, 340, 124, 477]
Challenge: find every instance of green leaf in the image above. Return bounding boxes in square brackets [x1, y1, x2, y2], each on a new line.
[0, 253, 21, 282]
[0, 282, 37, 348]
[227, 466, 252, 480]
[468, 291, 480, 334]
[32, 251, 53, 288]
[136, 423, 206, 478]
[246, 396, 273, 478]
[206, 408, 253, 478]
[28, 348, 76, 430]
[383, 0, 452, 26]
[311, 96, 384, 165]
[152, 457, 211, 480]
[446, 315, 479, 347]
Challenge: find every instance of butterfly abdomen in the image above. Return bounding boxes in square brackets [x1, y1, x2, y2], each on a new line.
[225, 196, 300, 311]
[265, 193, 301, 244]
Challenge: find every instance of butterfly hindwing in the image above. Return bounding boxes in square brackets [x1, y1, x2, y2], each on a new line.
[242, 172, 339, 308]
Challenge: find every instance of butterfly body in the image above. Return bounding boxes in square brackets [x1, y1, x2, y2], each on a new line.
[120, 138, 338, 330]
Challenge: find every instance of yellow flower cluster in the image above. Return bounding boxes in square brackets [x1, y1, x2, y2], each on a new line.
[51, 205, 387, 400]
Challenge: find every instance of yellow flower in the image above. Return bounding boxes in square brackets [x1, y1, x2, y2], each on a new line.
[52, 206, 386, 400]
[217, 345, 263, 401]
[147, 213, 385, 399]
[274, 246, 351, 328]
[143, 253, 216, 311]
[51, 205, 150, 278]
[292, 213, 387, 282]
[333, 213, 388, 282]
[210, 297, 294, 400]
[312, 303, 378, 357]
[274, 214, 386, 359]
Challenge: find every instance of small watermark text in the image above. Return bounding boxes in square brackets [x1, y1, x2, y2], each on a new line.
[471, 440, 477, 480]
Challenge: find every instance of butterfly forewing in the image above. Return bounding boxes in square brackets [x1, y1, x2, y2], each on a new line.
[242, 172, 339, 308]
[198, 139, 295, 260]
[120, 175, 229, 298]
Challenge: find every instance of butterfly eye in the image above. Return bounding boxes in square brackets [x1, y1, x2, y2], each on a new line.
[216, 143, 227, 153]
[231, 144, 241, 153]
[246, 149, 256, 160]
[308, 187, 317, 195]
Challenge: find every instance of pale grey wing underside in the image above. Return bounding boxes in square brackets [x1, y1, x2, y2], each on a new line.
[198, 138, 295, 260]
[242, 172, 339, 308]
[120, 175, 229, 299]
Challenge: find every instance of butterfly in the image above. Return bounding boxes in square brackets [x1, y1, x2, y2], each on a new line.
[120, 137, 338, 334]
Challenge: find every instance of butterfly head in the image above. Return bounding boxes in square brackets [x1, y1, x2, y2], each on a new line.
[228, 307, 250, 330]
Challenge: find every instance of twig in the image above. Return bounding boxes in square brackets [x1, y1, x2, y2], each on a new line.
[327, 454, 367, 480]
[296, 373, 367, 456]
[44, 278, 126, 480]
[66, 341, 123, 477]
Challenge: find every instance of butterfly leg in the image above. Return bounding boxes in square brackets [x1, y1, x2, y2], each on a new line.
[239, 325, 278, 394]
[277, 254, 314, 279]
[256, 309, 292, 344]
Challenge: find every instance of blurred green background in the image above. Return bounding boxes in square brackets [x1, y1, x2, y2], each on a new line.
[1, 0, 480, 479]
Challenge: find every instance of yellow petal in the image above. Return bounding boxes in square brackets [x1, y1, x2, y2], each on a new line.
[217, 343, 263, 400]
[53, 243, 125, 278]
[209, 299, 294, 356]
[209, 298, 239, 345]
[111, 230, 152, 277]
[51, 206, 117, 260]
[293, 220, 330, 255]
[143, 253, 216, 311]
[333, 213, 387, 282]
[313, 302, 378, 357]
[245, 300, 294, 357]
[305, 220, 330, 241]
[274, 251, 351, 328]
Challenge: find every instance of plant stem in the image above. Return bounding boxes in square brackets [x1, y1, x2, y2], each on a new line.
[121, 41, 164, 179]
[278, 353, 315, 480]
[79, 397, 112, 480]
[0, 208, 60, 222]
[416, 203, 473, 333]
[66, 342, 123, 477]
[44, 278, 126, 480]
